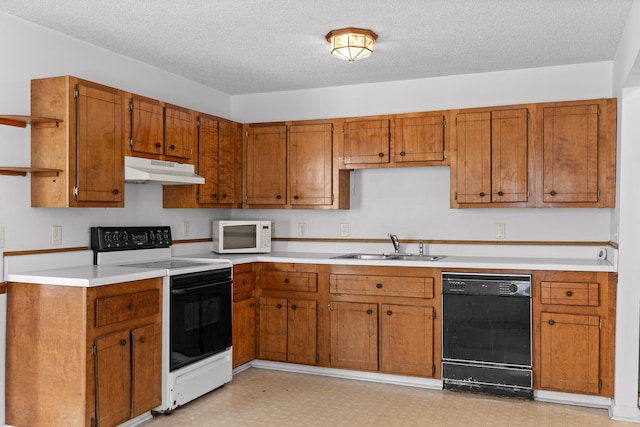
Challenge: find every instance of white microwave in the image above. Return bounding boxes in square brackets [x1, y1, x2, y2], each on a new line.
[212, 220, 271, 254]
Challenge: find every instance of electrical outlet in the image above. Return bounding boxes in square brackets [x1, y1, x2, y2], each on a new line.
[183, 221, 190, 237]
[51, 225, 62, 245]
[298, 223, 306, 236]
[340, 223, 349, 237]
[495, 223, 505, 239]
[0, 226, 5, 248]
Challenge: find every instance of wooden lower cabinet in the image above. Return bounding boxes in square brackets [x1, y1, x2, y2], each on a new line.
[233, 264, 256, 368]
[533, 271, 616, 397]
[259, 296, 318, 364]
[328, 266, 440, 378]
[6, 278, 162, 427]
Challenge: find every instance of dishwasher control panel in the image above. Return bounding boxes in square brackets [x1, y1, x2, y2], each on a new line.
[442, 273, 531, 297]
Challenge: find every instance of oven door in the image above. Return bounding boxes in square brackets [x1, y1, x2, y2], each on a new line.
[442, 293, 531, 367]
[170, 269, 232, 371]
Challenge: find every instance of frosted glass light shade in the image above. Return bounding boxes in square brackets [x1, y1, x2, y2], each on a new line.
[325, 28, 378, 62]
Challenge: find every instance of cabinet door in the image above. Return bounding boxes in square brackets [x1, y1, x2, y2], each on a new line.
[289, 123, 333, 206]
[455, 112, 491, 203]
[130, 96, 164, 157]
[165, 105, 195, 160]
[343, 119, 390, 165]
[380, 304, 434, 377]
[540, 312, 600, 394]
[233, 297, 256, 368]
[131, 323, 162, 418]
[542, 104, 599, 203]
[217, 120, 241, 205]
[394, 115, 445, 162]
[287, 299, 317, 365]
[75, 84, 124, 204]
[329, 301, 378, 371]
[197, 115, 220, 204]
[245, 125, 287, 205]
[95, 329, 132, 427]
[491, 109, 528, 202]
[258, 297, 288, 361]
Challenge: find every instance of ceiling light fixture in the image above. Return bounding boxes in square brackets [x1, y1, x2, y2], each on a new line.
[325, 27, 378, 62]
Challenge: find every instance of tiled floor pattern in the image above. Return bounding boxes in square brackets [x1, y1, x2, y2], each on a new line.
[142, 368, 629, 426]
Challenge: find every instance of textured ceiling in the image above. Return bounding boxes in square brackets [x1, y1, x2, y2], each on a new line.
[0, 0, 633, 95]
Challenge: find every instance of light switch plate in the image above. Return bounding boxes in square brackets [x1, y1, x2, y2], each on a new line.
[51, 225, 62, 245]
[495, 223, 505, 239]
[340, 223, 349, 237]
[298, 223, 306, 236]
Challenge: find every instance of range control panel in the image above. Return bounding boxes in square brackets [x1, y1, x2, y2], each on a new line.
[90, 226, 172, 252]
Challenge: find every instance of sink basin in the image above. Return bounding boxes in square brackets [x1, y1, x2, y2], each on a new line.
[332, 253, 445, 261]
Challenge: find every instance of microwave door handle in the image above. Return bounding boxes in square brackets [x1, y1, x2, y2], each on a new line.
[171, 281, 231, 294]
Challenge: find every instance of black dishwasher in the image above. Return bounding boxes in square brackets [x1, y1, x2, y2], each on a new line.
[442, 272, 532, 398]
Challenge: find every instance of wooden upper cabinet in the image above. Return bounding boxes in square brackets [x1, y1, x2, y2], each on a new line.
[31, 76, 125, 208]
[196, 115, 219, 205]
[128, 96, 195, 162]
[289, 123, 333, 206]
[245, 124, 287, 206]
[452, 107, 529, 207]
[542, 102, 615, 207]
[343, 118, 390, 165]
[394, 114, 445, 163]
[129, 96, 164, 157]
[454, 111, 492, 204]
[217, 119, 242, 206]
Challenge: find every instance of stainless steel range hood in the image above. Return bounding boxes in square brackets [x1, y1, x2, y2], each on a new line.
[124, 156, 204, 185]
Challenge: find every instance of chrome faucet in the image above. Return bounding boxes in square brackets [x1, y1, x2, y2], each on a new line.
[388, 233, 400, 253]
[419, 240, 424, 256]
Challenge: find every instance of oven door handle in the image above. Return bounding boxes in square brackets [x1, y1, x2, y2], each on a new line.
[171, 281, 231, 294]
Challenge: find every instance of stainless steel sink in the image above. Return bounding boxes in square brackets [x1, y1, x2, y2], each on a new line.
[332, 253, 445, 261]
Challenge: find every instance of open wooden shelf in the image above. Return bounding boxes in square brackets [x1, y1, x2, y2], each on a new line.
[1, 115, 64, 177]
[0, 115, 62, 128]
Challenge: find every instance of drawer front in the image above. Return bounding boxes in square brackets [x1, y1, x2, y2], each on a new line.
[96, 289, 160, 327]
[330, 274, 434, 298]
[260, 271, 317, 292]
[541, 281, 599, 306]
[234, 271, 255, 301]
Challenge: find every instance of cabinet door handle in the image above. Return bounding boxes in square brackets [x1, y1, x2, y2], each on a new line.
[376, 283, 383, 289]
[497, 191, 504, 196]
[399, 151, 406, 156]
[284, 278, 290, 284]
[276, 304, 282, 309]
[366, 309, 373, 315]
[221, 194, 227, 199]
[128, 303, 136, 311]
[213, 193, 218, 199]
[112, 189, 119, 195]
[242, 279, 247, 285]
[378, 152, 384, 158]
[479, 192, 486, 197]
[291, 304, 297, 311]
[550, 190, 557, 196]
[293, 195, 299, 200]
[170, 144, 176, 150]
[566, 290, 573, 297]
[386, 310, 393, 316]
[140, 336, 146, 344]
[276, 195, 282, 200]
[155, 142, 162, 148]
[548, 319, 555, 326]
[120, 339, 127, 346]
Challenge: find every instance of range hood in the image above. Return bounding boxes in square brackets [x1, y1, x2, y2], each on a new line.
[124, 156, 205, 185]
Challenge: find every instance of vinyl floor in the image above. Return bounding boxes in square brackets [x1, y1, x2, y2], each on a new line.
[141, 368, 631, 426]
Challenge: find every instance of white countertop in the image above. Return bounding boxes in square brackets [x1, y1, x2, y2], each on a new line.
[6, 265, 166, 287]
[177, 251, 616, 272]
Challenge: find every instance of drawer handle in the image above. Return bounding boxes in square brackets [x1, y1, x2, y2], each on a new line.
[128, 303, 136, 311]
[386, 310, 393, 316]
[213, 193, 218, 199]
[112, 189, 119, 195]
[155, 142, 162, 148]
[378, 152, 384, 158]
[497, 191, 504, 196]
[120, 339, 127, 346]
[276, 304, 282, 309]
[221, 194, 227, 199]
[293, 195, 299, 200]
[291, 304, 297, 311]
[284, 278, 290, 284]
[170, 144, 176, 150]
[376, 283, 383, 289]
[550, 190, 557, 196]
[366, 309, 373, 315]
[276, 195, 282, 200]
[399, 151, 406, 157]
[566, 290, 573, 297]
[548, 319, 555, 326]
[479, 192, 486, 197]
[140, 336, 146, 344]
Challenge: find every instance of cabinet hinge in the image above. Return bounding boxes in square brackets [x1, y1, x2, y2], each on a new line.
[73, 186, 79, 197]
[526, 111, 530, 120]
[442, 118, 447, 128]
[432, 364, 436, 375]
[598, 106, 601, 116]
[91, 417, 97, 427]
[129, 101, 133, 112]
[597, 190, 600, 201]
[129, 137, 133, 149]
[331, 194, 335, 204]
[245, 131, 249, 137]
[454, 117, 458, 126]
[454, 192, 458, 201]
[331, 124, 334, 133]
[91, 344, 97, 356]
[197, 119, 200, 127]
[328, 303, 332, 311]
[598, 379, 602, 391]
[196, 192, 200, 201]
[316, 353, 320, 362]
[74, 87, 79, 99]
[599, 318, 603, 330]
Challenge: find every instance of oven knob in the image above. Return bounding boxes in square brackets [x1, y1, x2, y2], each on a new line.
[163, 230, 170, 241]
[113, 232, 120, 243]
[150, 231, 155, 241]
[104, 232, 111, 243]
[509, 284, 518, 293]
[122, 232, 129, 243]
